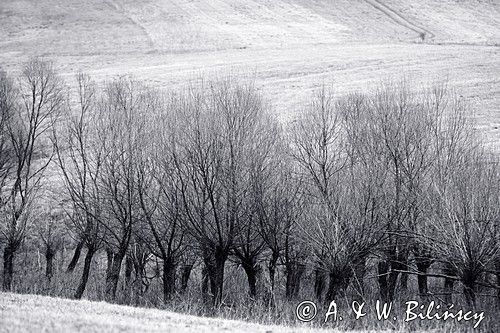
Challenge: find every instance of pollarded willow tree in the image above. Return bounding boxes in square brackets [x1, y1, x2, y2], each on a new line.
[231, 108, 282, 298]
[53, 73, 106, 299]
[170, 79, 279, 306]
[251, 139, 305, 302]
[424, 137, 500, 308]
[290, 88, 387, 302]
[360, 82, 500, 306]
[33, 205, 66, 282]
[135, 94, 188, 303]
[0, 58, 63, 291]
[96, 78, 160, 302]
[359, 82, 451, 302]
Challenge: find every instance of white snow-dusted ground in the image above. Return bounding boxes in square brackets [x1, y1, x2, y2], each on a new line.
[0, 292, 332, 333]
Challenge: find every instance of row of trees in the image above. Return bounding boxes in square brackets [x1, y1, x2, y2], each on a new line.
[0, 59, 499, 311]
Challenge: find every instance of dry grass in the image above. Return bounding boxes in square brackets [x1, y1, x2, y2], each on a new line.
[0, 292, 340, 333]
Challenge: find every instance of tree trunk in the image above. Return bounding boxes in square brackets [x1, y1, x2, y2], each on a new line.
[400, 271, 408, 291]
[67, 240, 84, 273]
[268, 252, 279, 292]
[463, 282, 477, 309]
[387, 270, 400, 302]
[241, 259, 260, 298]
[314, 264, 326, 302]
[377, 260, 389, 302]
[443, 264, 455, 305]
[387, 257, 406, 302]
[58, 243, 65, 272]
[325, 271, 350, 303]
[105, 250, 125, 302]
[264, 252, 279, 309]
[201, 265, 210, 305]
[180, 264, 193, 292]
[285, 261, 305, 299]
[352, 260, 366, 300]
[398, 249, 410, 293]
[133, 260, 144, 305]
[444, 278, 454, 305]
[123, 255, 133, 304]
[125, 255, 133, 286]
[163, 257, 176, 303]
[45, 247, 55, 281]
[105, 249, 114, 277]
[206, 254, 225, 306]
[2, 245, 15, 291]
[74, 247, 95, 299]
[415, 260, 432, 299]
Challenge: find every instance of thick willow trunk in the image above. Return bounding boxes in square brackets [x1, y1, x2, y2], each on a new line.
[180, 264, 193, 292]
[201, 265, 210, 305]
[443, 264, 455, 305]
[325, 272, 350, 303]
[74, 247, 95, 299]
[105, 250, 126, 302]
[207, 255, 225, 306]
[241, 259, 260, 297]
[163, 257, 176, 303]
[314, 265, 327, 302]
[268, 252, 279, 292]
[45, 247, 55, 281]
[67, 240, 84, 273]
[123, 255, 133, 304]
[378, 260, 390, 302]
[463, 281, 477, 309]
[2, 245, 15, 291]
[285, 262, 305, 299]
[415, 260, 432, 299]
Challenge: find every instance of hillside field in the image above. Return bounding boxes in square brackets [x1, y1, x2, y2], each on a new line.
[0, 292, 332, 333]
[0, 0, 499, 148]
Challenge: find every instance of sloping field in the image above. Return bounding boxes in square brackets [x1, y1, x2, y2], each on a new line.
[0, 1, 498, 137]
[2, 0, 499, 54]
[0, 293, 312, 333]
[0, 292, 331, 333]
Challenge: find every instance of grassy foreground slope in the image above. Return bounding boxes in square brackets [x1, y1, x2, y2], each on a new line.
[0, 292, 332, 333]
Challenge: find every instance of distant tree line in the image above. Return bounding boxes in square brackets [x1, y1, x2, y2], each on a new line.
[0, 58, 499, 313]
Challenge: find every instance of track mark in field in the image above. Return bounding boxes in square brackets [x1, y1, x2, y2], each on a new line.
[363, 0, 435, 40]
[105, 0, 156, 51]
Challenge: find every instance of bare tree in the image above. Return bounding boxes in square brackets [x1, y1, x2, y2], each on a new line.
[425, 145, 499, 308]
[135, 104, 187, 302]
[124, 237, 152, 304]
[52, 73, 105, 299]
[252, 152, 304, 304]
[231, 106, 282, 298]
[360, 82, 444, 302]
[0, 58, 63, 291]
[172, 79, 269, 306]
[290, 88, 387, 301]
[96, 77, 156, 302]
[34, 206, 66, 281]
